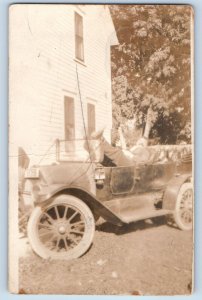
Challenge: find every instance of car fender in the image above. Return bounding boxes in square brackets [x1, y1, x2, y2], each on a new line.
[162, 173, 192, 210]
[34, 184, 124, 226]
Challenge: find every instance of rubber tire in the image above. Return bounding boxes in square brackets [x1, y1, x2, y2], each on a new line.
[27, 195, 95, 260]
[174, 182, 193, 231]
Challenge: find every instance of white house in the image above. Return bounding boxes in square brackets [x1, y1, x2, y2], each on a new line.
[9, 4, 118, 166]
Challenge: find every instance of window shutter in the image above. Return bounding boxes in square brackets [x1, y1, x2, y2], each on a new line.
[87, 103, 95, 136]
[64, 97, 75, 152]
[64, 97, 75, 140]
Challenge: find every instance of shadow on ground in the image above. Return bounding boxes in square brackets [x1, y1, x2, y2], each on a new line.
[96, 216, 167, 235]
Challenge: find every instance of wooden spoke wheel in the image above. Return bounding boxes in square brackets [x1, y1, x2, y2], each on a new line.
[27, 195, 95, 260]
[174, 182, 193, 231]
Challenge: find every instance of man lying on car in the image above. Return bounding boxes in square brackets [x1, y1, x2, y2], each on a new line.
[86, 128, 164, 167]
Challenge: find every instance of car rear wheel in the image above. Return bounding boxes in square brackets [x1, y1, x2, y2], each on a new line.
[27, 195, 95, 260]
[174, 182, 193, 231]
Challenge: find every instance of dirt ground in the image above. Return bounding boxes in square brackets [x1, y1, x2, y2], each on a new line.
[19, 218, 193, 295]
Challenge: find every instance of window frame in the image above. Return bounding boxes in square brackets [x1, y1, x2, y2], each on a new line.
[74, 11, 84, 62]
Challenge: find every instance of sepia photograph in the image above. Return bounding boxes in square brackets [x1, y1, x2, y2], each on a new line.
[9, 4, 194, 295]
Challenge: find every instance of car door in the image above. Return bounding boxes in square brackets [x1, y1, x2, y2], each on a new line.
[134, 161, 176, 193]
[110, 166, 135, 195]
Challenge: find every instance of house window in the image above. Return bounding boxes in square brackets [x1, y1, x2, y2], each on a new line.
[64, 96, 75, 151]
[87, 103, 96, 136]
[75, 12, 84, 61]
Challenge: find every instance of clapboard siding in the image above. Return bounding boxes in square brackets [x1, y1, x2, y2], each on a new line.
[10, 4, 118, 165]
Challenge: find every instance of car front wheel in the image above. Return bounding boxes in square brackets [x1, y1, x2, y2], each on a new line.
[174, 182, 193, 231]
[27, 195, 95, 260]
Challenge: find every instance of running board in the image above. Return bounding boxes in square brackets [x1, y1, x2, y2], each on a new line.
[117, 208, 172, 224]
[102, 193, 172, 225]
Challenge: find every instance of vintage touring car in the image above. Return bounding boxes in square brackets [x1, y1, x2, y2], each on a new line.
[23, 137, 193, 260]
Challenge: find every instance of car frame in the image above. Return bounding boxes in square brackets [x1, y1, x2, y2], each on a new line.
[23, 138, 193, 260]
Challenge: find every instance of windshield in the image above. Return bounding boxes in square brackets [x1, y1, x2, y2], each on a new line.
[56, 139, 104, 163]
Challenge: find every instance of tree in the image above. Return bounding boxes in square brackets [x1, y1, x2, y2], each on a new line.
[110, 5, 192, 145]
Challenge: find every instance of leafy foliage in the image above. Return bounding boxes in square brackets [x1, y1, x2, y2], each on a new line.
[110, 5, 192, 145]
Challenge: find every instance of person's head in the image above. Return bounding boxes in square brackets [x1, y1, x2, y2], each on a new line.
[130, 137, 150, 162]
[136, 137, 148, 147]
